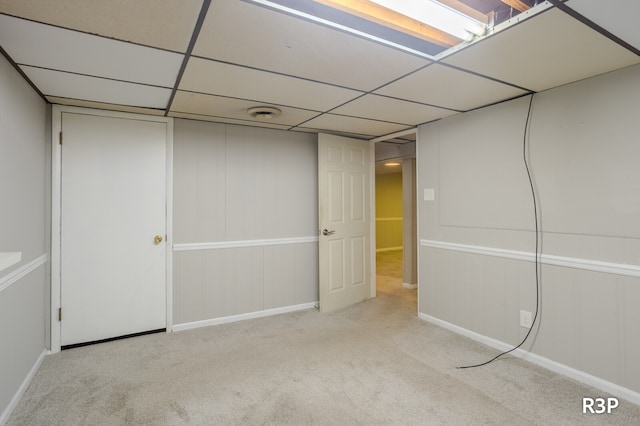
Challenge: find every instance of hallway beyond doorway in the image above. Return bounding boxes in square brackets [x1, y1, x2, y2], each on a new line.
[376, 249, 416, 309]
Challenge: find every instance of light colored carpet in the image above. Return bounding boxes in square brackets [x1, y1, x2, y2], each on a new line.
[7, 250, 640, 425]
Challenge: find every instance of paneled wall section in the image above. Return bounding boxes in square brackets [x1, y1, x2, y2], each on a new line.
[172, 120, 318, 325]
[0, 54, 48, 423]
[417, 64, 640, 397]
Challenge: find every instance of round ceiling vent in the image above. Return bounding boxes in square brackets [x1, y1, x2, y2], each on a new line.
[247, 106, 282, 120]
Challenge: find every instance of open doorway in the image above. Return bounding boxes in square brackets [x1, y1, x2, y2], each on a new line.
[373, 132, 417, 308]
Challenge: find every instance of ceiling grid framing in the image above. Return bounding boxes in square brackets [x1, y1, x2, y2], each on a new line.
[1, 0, 639, 137]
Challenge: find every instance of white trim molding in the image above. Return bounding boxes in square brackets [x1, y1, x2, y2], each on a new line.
[0, 349, 47, 425]
[419, 313, 640, 405]
[173, 236, 319, 252]
[402, 282, 418, 289]
[0, 254, 47, 293]
[420, 240, 640, 278]
[173, 302, 318, 332]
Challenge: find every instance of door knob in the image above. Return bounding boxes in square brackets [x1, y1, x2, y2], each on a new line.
[154, 235, 163, 244]
[322, 229, 335, 236]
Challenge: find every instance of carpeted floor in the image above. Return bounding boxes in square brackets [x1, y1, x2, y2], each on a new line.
[7, 250, 640, 425]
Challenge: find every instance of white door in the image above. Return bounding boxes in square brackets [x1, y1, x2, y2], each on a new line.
[318, 133, 373, 312]
[60, 112, 167, 346]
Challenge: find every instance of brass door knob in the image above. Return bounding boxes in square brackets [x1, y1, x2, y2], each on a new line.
[154, 235, 163, 244]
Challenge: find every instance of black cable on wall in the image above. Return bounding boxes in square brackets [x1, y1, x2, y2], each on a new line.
[458, 94, 539, 370]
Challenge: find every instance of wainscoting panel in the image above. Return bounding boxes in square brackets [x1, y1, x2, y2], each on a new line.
[173, 240, 318, 325]
[421, 243, 640, 396]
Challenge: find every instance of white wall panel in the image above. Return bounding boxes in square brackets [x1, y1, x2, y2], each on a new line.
[529, 65, 640, 239]
[173, 252, 205, 324]
[437, 96, 534, 231]
[173, 120, 318, 325]
[417, 63, 640, 396]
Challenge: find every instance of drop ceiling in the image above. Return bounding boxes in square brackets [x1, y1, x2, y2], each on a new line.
[0, 0, 639, 140]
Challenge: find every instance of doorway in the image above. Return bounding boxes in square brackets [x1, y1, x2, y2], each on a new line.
[373, 135, 417, 305]
[51, 106, 174, 352]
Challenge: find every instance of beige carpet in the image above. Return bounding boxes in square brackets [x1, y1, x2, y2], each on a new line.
[7, 250, 640, 425]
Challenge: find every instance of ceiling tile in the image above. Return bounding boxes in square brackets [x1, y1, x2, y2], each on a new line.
[46, 96, 166, 116]
[375, 64, 527, 111]
[169, 112, 291, 130]
[193, 0, 430, 92]
[0, 15, 183, 87]
[0, 0, 203, 52]
[178, 57, 362, 112]
[22, 66, 172, 108]
[170, 91, 319, 127]
[301, 114, 410, 137]
[565, 0, 640, 50]
[443, 8, 640, 92]
[332, 94, 457, 125]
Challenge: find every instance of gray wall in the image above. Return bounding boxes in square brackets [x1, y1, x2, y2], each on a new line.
[172, 119, 318, 325]
[0, 54, 48, 419]
[417, 64, 640, 394]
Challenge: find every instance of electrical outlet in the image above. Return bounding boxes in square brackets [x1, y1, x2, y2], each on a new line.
[520, 310, 532, 328]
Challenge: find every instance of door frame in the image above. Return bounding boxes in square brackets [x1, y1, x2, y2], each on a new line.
[50, 105, 174, 353]
[370, 127, 419, 302]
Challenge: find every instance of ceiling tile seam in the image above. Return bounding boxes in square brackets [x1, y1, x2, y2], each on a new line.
[238, 0, 438, 62]
[169, 115, 289, 130]
[172, 89, 323, 114]
[325, 111, 417, 127]
[171, 105, 348, 132]
[287, 92, 369, 130]
[168, 108, 305, 125]
[371, 93, 464, 113]
[283, 69, 448, 130]
[285, 61, 454, 129]
[189, 55, 367, 94]
[452, 92, 534, 115]
[286, 112, 333, 131]
[287, 126, 374, 139]
[438, 62, 534, 93]
[45, 95, 166, 113]
[353, 62, 435, 99]
[0, 45, 47, 103]
[552, 2, 640, 57]
[0, 12, 188, 56]
[18, 64, 175, 90]
[164, 0, 212, 116]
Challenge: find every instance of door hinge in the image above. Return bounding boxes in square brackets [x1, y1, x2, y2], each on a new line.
[59, 132, 63, 145]
[58, 307, 62, 321]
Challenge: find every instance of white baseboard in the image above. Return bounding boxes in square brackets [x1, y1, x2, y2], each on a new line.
[172, 302, 318, 332]
[402, 282, 417, 289]
[0, 349, 47, 426]
[418, 313, 640, 405]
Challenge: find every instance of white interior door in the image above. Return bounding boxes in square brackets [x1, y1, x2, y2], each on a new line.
[318, 133, 373, 312]
[60, 112, 167, 346]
